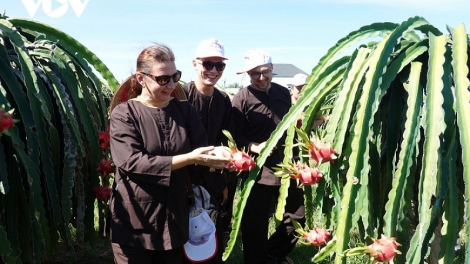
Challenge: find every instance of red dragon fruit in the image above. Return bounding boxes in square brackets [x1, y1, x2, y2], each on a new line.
[342, 234, 401, 263]
[98, 128, 110, 149]
[222, 130, 256, 172]
[96, 159, 116, 175]
[291, 219, 331, 248]
[0, 108, 18, 136]
[309, 140, 337, 164]
[231, 150, 256, 172]
[93, 186, 112, 201]
[368, 235, 401, 263]
[295, 163, 323, 186]
[295, 128, 337, 165]
[304, 228, 331, 246]
[274, 161, 323, 187]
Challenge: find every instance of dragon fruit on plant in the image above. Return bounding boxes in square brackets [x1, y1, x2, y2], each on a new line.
[99, 127, 110, 149]
[368, 235, 401, 263]
[96, 159, 116, 175]
[342, 234, 401, 263]
[0, 108, 19, 136]
[295, 127, 338, 165]
[304, 228, 331, 246]
[296, 162, 323, 185]
[93, 186, 112, 201]
[274, 160, 323, 187]
[291, 218, 331, 248]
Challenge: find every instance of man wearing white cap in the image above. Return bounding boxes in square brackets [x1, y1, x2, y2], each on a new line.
[291, 73, 326, 130]
[232, 49, 305, 264]
[291, 73, 308, 105]
[183, 38, 234, 264]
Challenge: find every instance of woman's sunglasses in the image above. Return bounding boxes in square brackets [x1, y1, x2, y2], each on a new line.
[140, 70, 182, 86]
[196, 59, 226, 71]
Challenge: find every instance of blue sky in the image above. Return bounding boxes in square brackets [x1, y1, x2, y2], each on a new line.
[3, 0, 470, 87]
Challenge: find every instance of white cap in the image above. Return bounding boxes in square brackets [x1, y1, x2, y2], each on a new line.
[292, 73, 308, 86]
[237, 49, 272, 74]
[183, 209, 217, 262]
[195, 38, 228, 60]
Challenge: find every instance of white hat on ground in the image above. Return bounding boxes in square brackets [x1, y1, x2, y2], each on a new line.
[183, 208, 218, 262]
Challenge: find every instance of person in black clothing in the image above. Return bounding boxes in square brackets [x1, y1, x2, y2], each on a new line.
[108, 43, 232, 264]
[183, 38, 235, 264]
[232, 49, 305, 264]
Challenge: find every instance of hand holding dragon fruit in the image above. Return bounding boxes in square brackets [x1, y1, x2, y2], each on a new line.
[222, 130, 256, 172]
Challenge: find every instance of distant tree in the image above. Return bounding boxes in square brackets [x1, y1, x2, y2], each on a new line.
[227, 82, 242, 88]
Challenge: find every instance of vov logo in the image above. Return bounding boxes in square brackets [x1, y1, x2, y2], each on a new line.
[21, 0, 90, 18]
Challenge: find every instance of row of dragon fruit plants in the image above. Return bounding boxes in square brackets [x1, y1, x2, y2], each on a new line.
[1, 15, 470, 264]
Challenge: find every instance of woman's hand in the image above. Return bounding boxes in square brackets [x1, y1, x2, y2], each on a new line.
[208, 146, 232, 159]
[209, 146, 237, 172]
[191, 146, 230, 170]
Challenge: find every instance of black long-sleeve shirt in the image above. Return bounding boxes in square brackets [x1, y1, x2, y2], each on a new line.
[109, 99, 207, 250]
[231, 82, 291, 186]
[185, 82, 234, 197]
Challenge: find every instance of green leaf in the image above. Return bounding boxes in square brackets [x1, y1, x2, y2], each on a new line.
[406, 32, 447, 264]
[312, 236, 337, 262]
[0, 224, 16, 264]
[447, 23, 470, 264]
[6, 155, 29, 263]
[274, 123, 296, 223]
[307, 22, 398, 84]
[0, 133, 8, 194]
[0, 19, 51, 256]
[383, 62, 423, 238]
[334, 16, 430, 264]
[8, 18, 119, 90]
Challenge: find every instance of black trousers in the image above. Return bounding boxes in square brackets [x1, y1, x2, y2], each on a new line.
[241, 181, 305, 264]
[112, 243, 185, 264]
